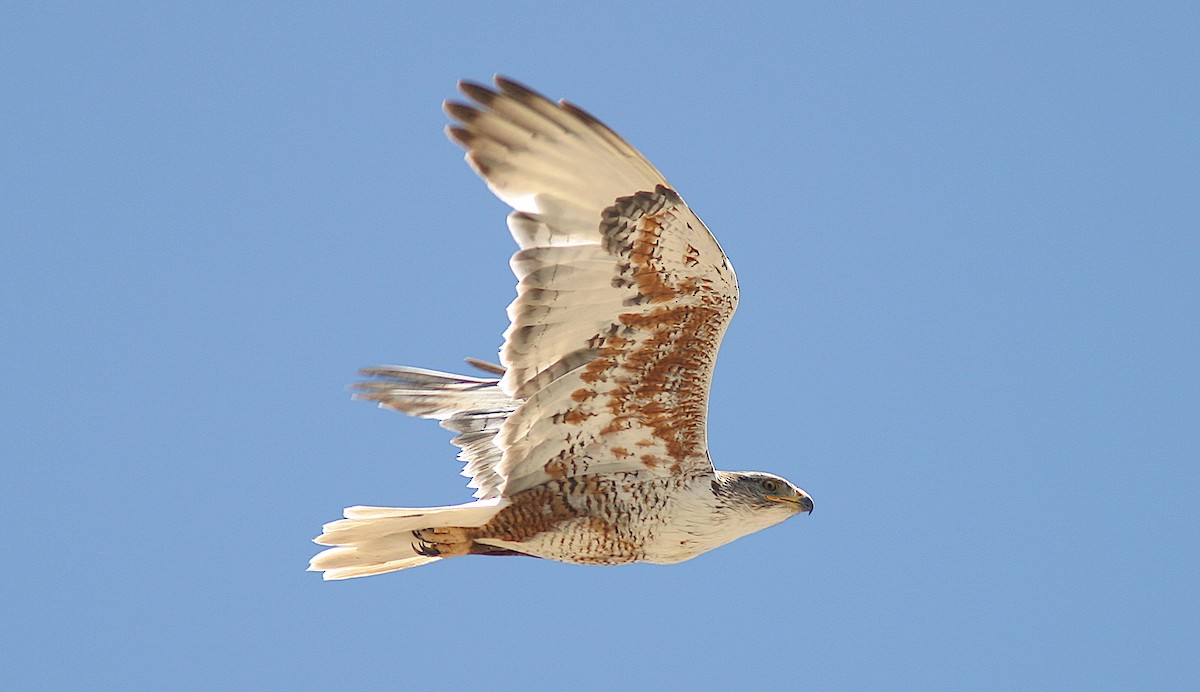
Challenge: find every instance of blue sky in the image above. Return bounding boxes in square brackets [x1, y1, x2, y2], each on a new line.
[3, 2, 1197, 689]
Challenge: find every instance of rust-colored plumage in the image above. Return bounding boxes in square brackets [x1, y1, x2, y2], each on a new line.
[309, 77, 811, 580]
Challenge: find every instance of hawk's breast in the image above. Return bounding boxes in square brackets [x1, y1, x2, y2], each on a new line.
[469, 470, 722, 565]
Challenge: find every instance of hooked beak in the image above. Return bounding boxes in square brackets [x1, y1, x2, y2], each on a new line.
[768, 493, 814, 514]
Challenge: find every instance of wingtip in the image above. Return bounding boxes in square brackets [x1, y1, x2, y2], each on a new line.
[464, 357, 506, 376]
[492, 75, 545, 103]
[458, 79, 495, 105]
[445, 125, 474, 148]
[443, 100, 480, 123]
[559, 99, 604, 128]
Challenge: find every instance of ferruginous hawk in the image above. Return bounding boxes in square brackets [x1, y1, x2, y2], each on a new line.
[309, 76, 812, 579]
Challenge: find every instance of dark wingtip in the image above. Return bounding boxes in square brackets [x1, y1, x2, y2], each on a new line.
[559, 99, 601, 126]
[458, 80, 496, 106]
[443, 101, 481, 124]
[464, 357, 506, 376]
[493, 75, 550, 105]
[445, 125, 476, 149]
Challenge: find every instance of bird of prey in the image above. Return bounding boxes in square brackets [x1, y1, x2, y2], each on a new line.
[309, 76, 812, 580]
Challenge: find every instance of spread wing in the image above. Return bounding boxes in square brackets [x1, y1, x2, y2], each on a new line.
[446, 77, 739, 497]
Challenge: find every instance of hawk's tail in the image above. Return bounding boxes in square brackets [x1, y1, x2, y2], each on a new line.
[308, 499, 506, 580]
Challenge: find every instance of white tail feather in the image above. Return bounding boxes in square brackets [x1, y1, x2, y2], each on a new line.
[308, 498, 507, 580]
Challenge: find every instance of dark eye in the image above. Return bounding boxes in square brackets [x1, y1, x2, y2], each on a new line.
[760, 478, 780, 493]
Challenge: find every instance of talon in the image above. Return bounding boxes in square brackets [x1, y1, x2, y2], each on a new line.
[413, 540, 441, 557]
[412, 530, 442, 557]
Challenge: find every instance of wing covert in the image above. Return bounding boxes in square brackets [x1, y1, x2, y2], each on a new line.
[446, 77, 739, 496]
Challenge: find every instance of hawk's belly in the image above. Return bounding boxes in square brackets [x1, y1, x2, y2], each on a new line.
[470, 473, 741, 565]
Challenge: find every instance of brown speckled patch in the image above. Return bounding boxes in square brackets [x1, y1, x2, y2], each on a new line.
[588, 187, 736, 465]
[544, 458, 568, 480]
[470, 481, 584, 543]
[571, 388, 598, 402]
[513, 185, 735, 489]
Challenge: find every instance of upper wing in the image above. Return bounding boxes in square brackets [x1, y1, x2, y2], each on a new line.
[447, 77, 739, 497]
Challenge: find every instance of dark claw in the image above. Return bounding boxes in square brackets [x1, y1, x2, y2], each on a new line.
[412, 531, 442, 557]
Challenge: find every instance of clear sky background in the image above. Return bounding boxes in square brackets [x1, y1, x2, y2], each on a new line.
[3, 2, 1197, 689]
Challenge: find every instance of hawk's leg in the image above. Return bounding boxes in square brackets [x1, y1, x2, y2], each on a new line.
[411, 527, 472, 558]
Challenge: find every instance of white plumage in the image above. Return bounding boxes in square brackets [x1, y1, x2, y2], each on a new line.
[309, 77, 811, 580]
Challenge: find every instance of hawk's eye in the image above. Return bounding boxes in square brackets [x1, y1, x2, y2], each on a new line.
[760, 478, 780, 493]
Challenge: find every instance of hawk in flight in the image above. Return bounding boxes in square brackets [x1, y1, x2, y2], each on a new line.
[309, 77, 812, 579]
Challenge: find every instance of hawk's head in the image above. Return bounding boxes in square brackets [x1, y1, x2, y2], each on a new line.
[715, 471, 813, 520]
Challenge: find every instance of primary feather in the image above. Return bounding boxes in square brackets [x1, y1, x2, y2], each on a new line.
[309, 77, 810, 580]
